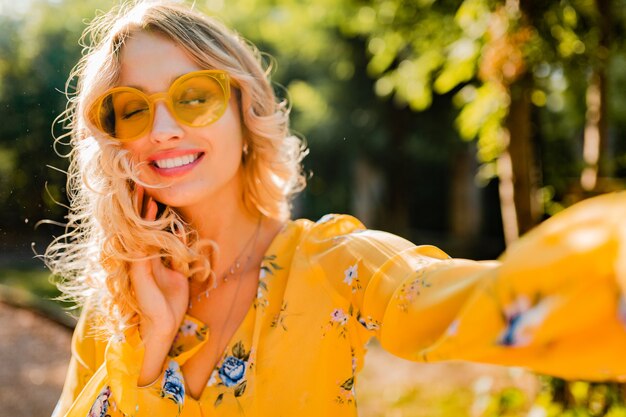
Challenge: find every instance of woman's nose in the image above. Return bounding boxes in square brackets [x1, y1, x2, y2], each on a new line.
[149, 102, 184, 143]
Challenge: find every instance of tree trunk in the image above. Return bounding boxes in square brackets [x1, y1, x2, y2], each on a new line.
[352, 156, 384, 228]
[382, 109, 412, 236]
[497, 148, 519, 245]
[580, 0, 610, 192]
[449, 143, 482, 245]
[499, 80, 541, 245]
[482, 0, 542, 245]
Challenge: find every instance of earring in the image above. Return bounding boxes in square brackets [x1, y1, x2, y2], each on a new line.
[243, 143, 249, 156]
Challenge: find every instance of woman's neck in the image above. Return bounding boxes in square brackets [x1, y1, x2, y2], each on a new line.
[175, 174, 266, 279]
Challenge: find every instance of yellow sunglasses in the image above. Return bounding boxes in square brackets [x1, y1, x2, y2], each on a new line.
[87, 70, 231, 142]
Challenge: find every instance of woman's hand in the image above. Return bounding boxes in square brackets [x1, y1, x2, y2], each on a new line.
[130, 185, 189, 385]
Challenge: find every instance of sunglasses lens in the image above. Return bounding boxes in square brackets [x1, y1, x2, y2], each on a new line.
[88, 71, 229, 141]
[91, 90, 151, 140]
[172, 74, 227, 126]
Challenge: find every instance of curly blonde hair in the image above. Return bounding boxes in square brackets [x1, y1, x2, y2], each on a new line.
[45, 0, 307, 335]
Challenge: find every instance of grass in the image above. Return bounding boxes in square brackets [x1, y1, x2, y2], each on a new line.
[0, 265, 77, 327]
[356, 382, 476, 417]
[0, 266, 61, 301]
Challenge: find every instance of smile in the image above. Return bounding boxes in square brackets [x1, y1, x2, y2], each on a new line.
[153, 152, 203, 169]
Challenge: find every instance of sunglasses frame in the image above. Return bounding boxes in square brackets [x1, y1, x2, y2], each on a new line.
[87, 69, 231, 142]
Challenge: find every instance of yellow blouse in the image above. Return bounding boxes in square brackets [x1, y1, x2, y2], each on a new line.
[54, 192, 626, 417]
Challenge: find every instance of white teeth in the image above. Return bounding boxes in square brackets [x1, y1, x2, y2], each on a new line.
[154, 153, 200, 169]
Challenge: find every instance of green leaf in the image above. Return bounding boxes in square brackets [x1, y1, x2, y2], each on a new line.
[270, 262, 283, 270]
[434, 39, 479, 93]
[340, 376, 354, 391]
[233, 341, 246, 359]
[234, 380, 247, 397]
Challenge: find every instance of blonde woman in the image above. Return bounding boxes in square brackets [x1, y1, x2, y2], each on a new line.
[49, 1, 626, 416]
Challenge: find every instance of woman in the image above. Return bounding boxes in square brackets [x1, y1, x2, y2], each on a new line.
[49, 1, 626, 416]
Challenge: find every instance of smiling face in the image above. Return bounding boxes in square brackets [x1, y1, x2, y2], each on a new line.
[117, 31, 244, 212]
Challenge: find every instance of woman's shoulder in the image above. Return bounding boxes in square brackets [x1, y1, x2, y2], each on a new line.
[299, 213, 366, 235]
[286, 214, 367, 249]
[287, 213, 419, 260]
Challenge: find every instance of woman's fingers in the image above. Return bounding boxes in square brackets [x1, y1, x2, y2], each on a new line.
[151, 257, 186, 288]
[134, 184, 144, 215]
[134, 184, 158, 221]
[144, 197, 158, 221]
[129, 259, 161, 310]
[130, 185, 186, 327]
[150, 257, 189, 320]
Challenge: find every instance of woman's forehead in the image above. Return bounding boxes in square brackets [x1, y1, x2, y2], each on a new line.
[117, 31, 201, 91]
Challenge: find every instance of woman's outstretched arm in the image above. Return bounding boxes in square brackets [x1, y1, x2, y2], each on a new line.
[306, 193, 626, 381]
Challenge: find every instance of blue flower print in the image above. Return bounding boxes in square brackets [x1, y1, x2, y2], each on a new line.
[218, 356, 247, 387]
[213, 341, 250, 408]
[497, 295, 554, 347]
[88, 385, 111, 417]
[161, 360, 185, 407]
[499, 314, 524, 346]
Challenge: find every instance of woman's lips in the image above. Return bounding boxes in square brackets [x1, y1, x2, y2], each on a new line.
[149, 152, 205, 177]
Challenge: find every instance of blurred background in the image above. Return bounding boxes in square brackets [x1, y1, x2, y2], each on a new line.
[2, 0, 626, 415]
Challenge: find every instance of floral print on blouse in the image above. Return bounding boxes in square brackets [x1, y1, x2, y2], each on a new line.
[54, 193, 626, 417]
[87, 386, 112, 417]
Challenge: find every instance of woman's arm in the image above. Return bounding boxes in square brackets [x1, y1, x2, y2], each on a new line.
[54, 187, 197, 417]
[306, 195, 626, 381]
[130, 186, 189, 386]
[52, 303, 104, 417]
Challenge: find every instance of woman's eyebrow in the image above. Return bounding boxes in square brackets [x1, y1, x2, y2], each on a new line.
[124, 84, 145, 91]
[122, 73, 191, 92]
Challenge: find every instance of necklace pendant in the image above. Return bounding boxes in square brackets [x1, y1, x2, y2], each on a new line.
[186, 216, 262, 309]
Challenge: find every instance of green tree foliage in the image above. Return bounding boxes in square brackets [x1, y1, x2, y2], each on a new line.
[0, 0, 111, 246]
[208, 0, 476, 238]
[1, 0, 478, 248]
[331, 2, 570, 157]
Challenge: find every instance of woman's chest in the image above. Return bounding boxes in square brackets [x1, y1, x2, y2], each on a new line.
[194, 283, 365, 415]
[183, 273, 259, 399]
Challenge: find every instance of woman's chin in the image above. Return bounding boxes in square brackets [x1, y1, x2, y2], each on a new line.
[145, 190, 197, 210]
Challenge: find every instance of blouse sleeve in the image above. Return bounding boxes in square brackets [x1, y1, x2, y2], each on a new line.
[55, 302, 209, 417]
[304, 200, 626, 381]
[52, 303, 106, 417]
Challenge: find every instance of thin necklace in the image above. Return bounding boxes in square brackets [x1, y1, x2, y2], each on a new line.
[205, 220, 262, 381]
[189, 216, 263, 308]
